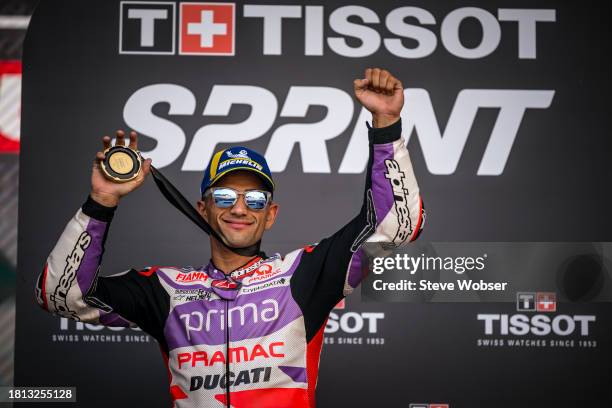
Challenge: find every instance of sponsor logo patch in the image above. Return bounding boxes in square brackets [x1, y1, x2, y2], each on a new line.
[173, 288, 212, 302]
[212, 279, 239, 290]
[240, 277, 288, 294]
[176, 271, 209, 283]
[179, 299, 279, 339]
[190, 367, 271, 391]
[245, 264, 283, 284]
[177, 342, 284, 368]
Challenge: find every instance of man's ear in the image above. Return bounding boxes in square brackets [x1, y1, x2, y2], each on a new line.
[264, 202, 279, 230]
[197, 199, 209, 222]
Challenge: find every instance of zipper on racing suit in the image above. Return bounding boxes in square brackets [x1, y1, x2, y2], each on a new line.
[225, 299, 231, 408]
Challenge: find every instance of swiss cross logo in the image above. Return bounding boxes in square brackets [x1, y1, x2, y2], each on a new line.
[179, 3, 235, 55]
[429, 404, 450, 408]
[536, 292, 556, 312]
[516, 292, 536, 311]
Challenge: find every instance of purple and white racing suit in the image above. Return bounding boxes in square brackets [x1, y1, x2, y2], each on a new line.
[35, 119, 425, 408]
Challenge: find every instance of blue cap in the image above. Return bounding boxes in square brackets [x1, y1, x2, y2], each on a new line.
[200, 146, 275, 196]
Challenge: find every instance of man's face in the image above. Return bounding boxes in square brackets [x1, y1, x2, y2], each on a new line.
[197, 171, 279, 248]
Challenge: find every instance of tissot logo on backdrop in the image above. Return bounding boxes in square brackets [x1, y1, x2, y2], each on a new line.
[119, 4, 555, 59]
[324, 301, 386, 346]
[536, 292, 556, 312]
[119, 4, 556, 175]
[476, 292, 598, 349]
[179, 2, 235, 55]
[517, 292, 557, 312]
[409, 404, 449, 408]
[120, 1, 235, 55]
[119, 2, 176, 54]
[52, 318, 151, 344]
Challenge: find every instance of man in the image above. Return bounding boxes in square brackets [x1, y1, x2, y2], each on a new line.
[35, 68, 425, 407]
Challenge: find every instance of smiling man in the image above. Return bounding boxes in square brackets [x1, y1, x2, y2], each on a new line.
[197, 149, 279, 274]
[35, 68, 425, 408]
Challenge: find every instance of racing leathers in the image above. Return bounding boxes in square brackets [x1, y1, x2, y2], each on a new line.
[35, 119, 425, 408]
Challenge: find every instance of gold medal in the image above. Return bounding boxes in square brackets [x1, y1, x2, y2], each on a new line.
[100, 146, 142, 183]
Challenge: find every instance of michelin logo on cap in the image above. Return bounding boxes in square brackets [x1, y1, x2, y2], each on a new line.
[201, 145, 275, 195]
[218, 158, 263, 171]
[226, 149, 250, 159]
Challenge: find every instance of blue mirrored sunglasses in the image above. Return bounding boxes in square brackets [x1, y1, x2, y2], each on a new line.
[204, 187, 271, 210]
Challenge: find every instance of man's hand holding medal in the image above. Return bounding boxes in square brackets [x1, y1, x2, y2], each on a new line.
[92, 130, 152, 207]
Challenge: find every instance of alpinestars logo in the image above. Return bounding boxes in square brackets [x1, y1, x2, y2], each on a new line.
[211, 279, 239, 290]
[231, 257, 269, 281]
[50, 231, 92, 320]
[384, 159, 413, 247]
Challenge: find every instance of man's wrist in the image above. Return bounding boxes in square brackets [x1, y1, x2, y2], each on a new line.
[367, 117, 402, 144]
[372, 114, 400, 128]
[83, 194, 118, 222]
[90, 191, 120, 208]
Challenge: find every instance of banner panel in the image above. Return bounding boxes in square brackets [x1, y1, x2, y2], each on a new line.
[16, 1, 610, 406]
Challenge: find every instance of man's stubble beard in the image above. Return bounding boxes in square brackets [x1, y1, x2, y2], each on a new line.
[217, 221, 261, 249]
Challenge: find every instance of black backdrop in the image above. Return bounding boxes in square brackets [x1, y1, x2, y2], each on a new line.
[15, 1, 611, 406]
